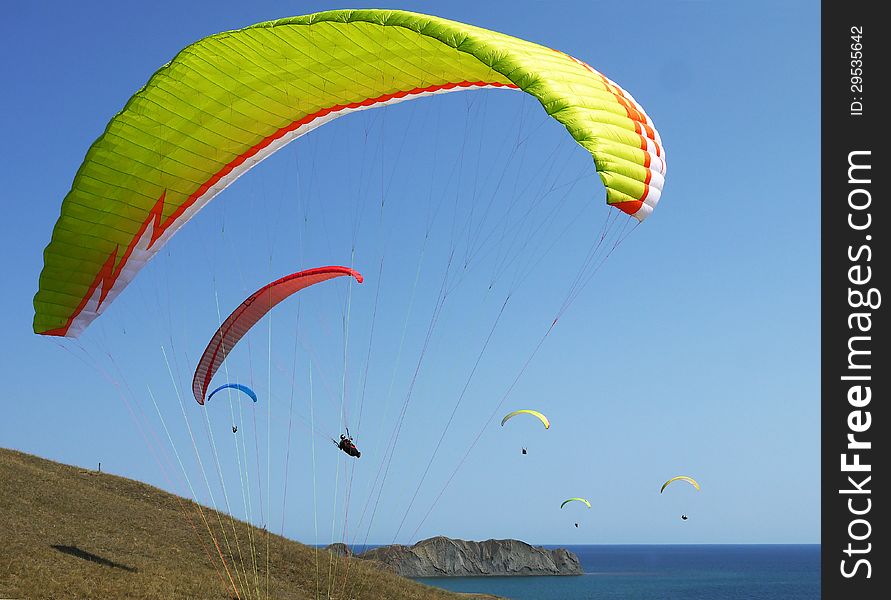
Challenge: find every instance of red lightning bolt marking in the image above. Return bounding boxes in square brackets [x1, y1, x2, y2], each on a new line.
[42, 191, 169, 336]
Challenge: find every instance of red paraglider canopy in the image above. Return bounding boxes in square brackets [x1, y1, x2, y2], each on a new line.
[192, 265, 363, 404]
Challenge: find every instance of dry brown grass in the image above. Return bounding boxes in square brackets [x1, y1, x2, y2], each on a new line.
[0, 448, 500, 600]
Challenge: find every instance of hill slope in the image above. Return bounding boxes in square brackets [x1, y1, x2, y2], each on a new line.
[0, 448, 498, 599]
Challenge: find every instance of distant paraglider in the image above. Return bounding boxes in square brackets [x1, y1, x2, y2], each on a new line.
[560, 497, 592, 509]
[561, 497, 591, 527]
[661, 476, 700, 521]
[502, 410, 549, 455]
[205, 384, 257, 434]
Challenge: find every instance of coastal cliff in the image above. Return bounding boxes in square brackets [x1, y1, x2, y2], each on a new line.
[358, 536, 582, 577]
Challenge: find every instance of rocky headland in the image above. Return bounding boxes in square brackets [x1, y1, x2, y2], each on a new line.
[356, 536, 582, 577]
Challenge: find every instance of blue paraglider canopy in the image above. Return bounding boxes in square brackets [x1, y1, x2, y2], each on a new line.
[206, 383, 258, 403]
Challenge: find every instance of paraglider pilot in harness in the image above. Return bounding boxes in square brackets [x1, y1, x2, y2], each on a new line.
[337, 428, 361, 458]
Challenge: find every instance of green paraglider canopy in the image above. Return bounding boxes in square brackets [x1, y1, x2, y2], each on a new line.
[33, 9, 665, 338]
[560, 497, 591, 509]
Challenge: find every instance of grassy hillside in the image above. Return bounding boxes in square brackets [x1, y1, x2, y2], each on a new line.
[0, 448, 498, 600]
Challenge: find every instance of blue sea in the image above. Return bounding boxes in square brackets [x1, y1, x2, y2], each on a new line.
[414, 545, 820, 600]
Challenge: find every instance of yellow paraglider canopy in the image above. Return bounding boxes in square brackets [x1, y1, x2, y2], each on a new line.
[33, 8, 666, 338]
[560, 497, 591, 509]
[500, 410, 550, 429]
[660, 476, 701, 494]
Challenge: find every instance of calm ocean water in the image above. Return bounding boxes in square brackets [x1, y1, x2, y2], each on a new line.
[414, 545, 820, 600]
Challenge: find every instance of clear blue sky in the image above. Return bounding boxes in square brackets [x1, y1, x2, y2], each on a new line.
[1, 1, 819, 545]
